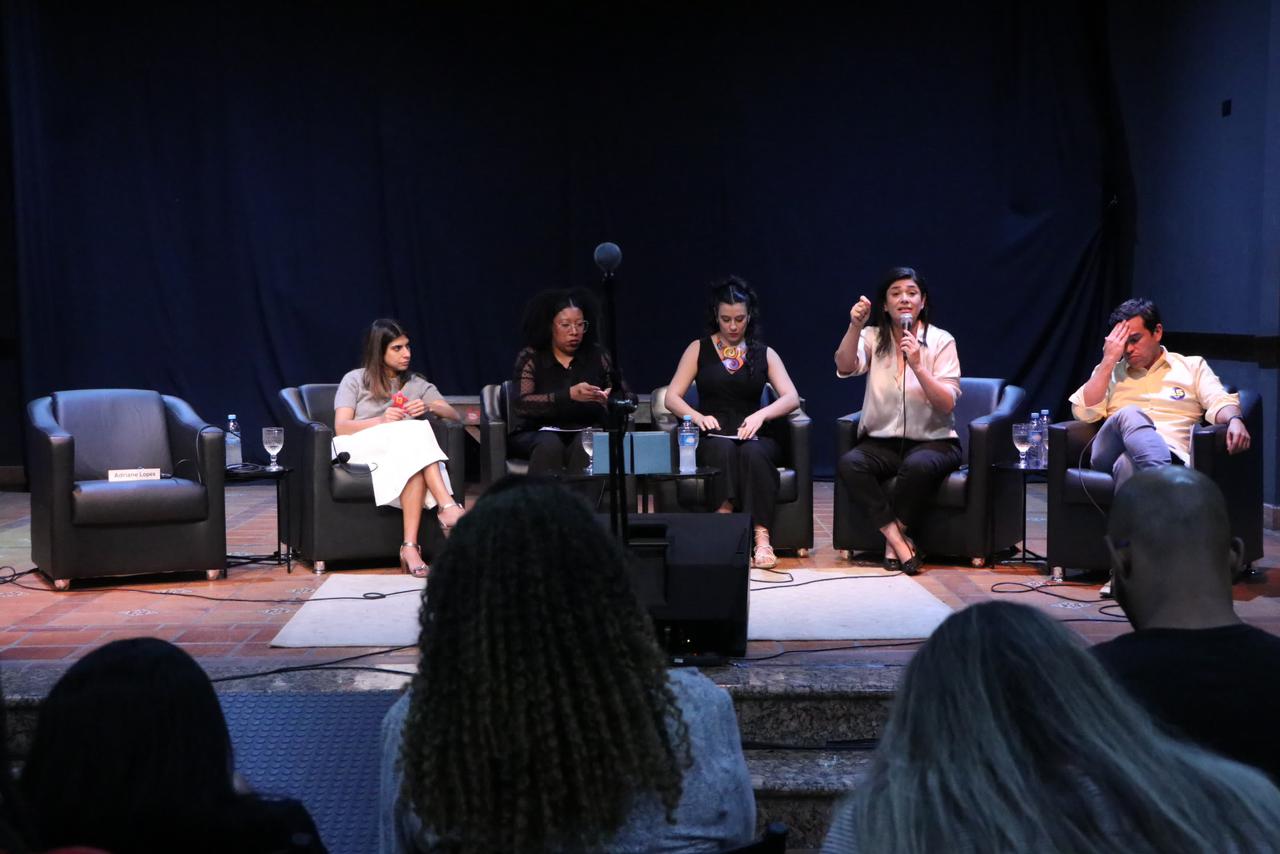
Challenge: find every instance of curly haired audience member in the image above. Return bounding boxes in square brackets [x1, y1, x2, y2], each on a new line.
[822, 601, 1280, 853]
[379, 478, 755, 853]
[20, 638, 326, 854]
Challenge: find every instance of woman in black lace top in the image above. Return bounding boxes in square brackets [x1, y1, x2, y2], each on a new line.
[509, 289, 631, 475]
[663, 276, 799, 569]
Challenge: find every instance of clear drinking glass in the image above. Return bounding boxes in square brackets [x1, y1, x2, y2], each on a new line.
[262, 427, 284, 472]
[1012, 422, 1031, 468]
[582, 430, 594, 473]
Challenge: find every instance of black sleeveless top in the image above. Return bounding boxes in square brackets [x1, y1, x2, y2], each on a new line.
[695, 336, 768, 434]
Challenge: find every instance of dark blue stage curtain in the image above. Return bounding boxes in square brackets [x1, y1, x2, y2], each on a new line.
[3, 2, 1129, 476]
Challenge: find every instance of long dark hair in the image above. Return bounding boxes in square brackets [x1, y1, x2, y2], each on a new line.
[399, 478, 690, 853]
[19, 638, 239, 851]
[520, 288, 601, 353]
[873, 266, 932, 358]
[705, 274, 766, 377]
[360, 317, 416, 401]
[844, 602, 1280, 852]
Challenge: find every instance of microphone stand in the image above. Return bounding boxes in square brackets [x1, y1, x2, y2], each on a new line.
[598, 269, 636, 543]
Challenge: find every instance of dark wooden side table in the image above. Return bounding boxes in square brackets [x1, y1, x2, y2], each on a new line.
[224, 465, 296, 573]
[992, 461, 1046, 565]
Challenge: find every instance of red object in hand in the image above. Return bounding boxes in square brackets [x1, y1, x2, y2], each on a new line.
[391, 392, 408, 409]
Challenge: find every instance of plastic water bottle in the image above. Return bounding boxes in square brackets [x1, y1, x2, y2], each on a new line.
[225, 414, 242, 467]
[1028, 412, 1044, 469]
[1038, 409, 1051, 467]
[678, 415, 699, 473]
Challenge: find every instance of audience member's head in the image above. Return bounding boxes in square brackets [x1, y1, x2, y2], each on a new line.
[832, 601, 1280, 853]
[398, 477, 689, 854]
[20, 637, 321, 853]
[1108, 466, 1243, 630]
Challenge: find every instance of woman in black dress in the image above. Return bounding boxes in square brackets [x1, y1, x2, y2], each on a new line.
[509, 288, 632, 475]
[664, 276, 799, 568]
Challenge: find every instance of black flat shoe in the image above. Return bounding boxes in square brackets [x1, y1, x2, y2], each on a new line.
[901, 553, 925, 576]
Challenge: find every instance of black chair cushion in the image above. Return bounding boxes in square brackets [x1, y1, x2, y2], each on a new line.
[677, 467, 798, 505]
[330, 466, 377, 502]
[1063, 468, 1115, 507]
[71, 478, 207, 525]
[52, 389, 173, 481]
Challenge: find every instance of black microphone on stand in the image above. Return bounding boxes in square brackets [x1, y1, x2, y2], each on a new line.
[592, 241, 631, 541]
[898, 312, 913, 446]
[594, 242, 622, 276]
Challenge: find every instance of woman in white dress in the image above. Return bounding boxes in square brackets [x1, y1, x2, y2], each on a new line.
[332, 319, 465, 577]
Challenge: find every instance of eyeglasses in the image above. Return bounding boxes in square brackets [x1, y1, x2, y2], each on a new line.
[556, 321, 589, 332]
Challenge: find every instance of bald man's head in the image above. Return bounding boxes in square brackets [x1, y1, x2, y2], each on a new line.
[1108, 466, 1241, 628]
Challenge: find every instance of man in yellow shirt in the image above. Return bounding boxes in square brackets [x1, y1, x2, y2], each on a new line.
[1068, 298, 1251, 489]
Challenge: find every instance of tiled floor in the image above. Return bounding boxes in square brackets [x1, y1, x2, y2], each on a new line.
[0, 481, 1277, 677]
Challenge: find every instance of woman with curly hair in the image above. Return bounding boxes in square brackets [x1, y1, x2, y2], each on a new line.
[821, 601, 1280, 853]
[379, 478, 755, 853]
[508, 288, 633, 475]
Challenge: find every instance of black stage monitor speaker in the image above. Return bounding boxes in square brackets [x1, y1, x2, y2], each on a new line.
[605, 512, 751, 660]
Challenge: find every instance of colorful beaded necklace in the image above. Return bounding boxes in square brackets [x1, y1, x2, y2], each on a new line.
[714, 335, 746, 374]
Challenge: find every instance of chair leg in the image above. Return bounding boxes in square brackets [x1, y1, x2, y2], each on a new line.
[313, 560, 327, 575]
[839, 549, 852, 561]
[970, 557, 987, 568]
[796, 548, 809, 558]
[206, 569, 225, 581]
[53, 578, 71, 592]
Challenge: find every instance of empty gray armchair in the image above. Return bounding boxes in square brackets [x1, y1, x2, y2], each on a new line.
[1047, 387, 1263, 575]
[278, 384, 466, 572]
[27, 389, 226, 589]
[649, 383, 813, 555]
[833, 377, 1026, 566]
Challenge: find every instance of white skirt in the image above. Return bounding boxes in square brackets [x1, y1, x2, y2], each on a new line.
[331, 419, 452, 509]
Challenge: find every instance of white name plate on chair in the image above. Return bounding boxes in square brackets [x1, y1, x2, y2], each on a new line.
[108, 468, 161, 482]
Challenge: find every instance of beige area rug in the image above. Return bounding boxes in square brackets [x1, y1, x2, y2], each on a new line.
[272, 569, 954, 648]
[271, 574, 425, 648]
[747, 568, 954, 640]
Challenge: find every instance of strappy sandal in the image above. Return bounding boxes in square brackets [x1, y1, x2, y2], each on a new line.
[752, 543, 778, 570]
[400, 542, 429, 578]
[438, 502, 464, 536]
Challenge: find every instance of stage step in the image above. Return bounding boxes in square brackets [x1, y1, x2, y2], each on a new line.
[747, 748, 872, 850]
[712, 663, 901, 745]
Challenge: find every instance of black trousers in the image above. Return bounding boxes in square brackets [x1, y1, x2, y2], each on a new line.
[697, 435, 781, 530]
[509, 429, 590, 475]
[837, 436, 962, 531]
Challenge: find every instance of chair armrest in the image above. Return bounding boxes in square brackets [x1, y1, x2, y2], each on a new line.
[835, 412, 861, 455]
[1049, 419, 1100, 481]
[163, 396, 224, 482]
[1192, 388, 1261, 472]
[27, 397, 74, 509]
[785, 406, 811, 481]
[967, 384, 1025, 470]
[429, 417, 467, 502]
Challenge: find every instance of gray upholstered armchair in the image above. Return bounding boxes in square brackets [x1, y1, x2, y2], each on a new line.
[27, 389, 226, 589]
[648, 383, 813, 556]
[278, 384, 466, 573]
[833, 377, 1026, 566]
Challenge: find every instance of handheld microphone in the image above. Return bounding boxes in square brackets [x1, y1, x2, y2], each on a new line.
[899, 312, 914, 333]
[593, 242, 622, 275]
